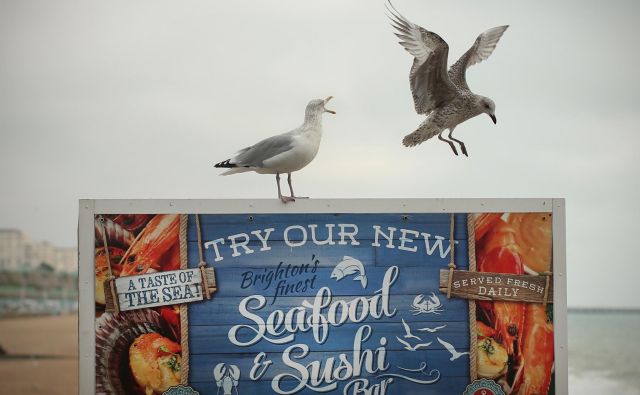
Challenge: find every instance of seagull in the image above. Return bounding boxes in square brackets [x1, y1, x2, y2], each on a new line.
[386, 1, 508, 156]
[214, 97, 335, 203]
[418, 324, 446, 333]
[437, 337, 470, 361]
[396, 336, 432, 351]
[401, 318, 422, 340]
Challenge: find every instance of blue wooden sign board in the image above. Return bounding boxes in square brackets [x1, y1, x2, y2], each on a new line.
[186, 213, 470, 395]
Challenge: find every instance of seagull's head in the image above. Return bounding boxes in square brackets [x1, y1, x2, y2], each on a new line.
[478, 97, 497, 124]
[306, 96, 336, 117]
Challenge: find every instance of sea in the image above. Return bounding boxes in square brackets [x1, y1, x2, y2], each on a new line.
[569, 310, 640, 394]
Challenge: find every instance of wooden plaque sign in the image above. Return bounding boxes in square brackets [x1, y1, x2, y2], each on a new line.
[439, 270, 553, 304]
[79, 199, 567, 395]
[109, 267, 216, 311]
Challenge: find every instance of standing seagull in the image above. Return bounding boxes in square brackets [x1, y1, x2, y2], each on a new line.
[386, 1, 508, 156]
[215, 97, 335, 203]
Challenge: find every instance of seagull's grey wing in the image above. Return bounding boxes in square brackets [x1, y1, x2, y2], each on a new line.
[386, 1, 458, 115]
[448, 26, 509, 90]
[233, 133, 295, 168]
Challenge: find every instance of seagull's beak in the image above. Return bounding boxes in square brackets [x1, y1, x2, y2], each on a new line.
[490, 114, 497, 124]
[324, 96, 336, 114]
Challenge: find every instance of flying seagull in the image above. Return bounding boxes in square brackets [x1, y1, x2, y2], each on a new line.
[396, 336, 432, 352]
[215, 97, 335, 203]
[418, 324, 446, 333]
[437, 337, 470, 361]
[386, 1, 508, 156]
[401, 318, 422, 340]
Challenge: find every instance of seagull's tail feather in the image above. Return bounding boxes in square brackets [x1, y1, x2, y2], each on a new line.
[214, 159, 253, 175]
[402, 120, 443, 147]
[220, 167, 252, 176]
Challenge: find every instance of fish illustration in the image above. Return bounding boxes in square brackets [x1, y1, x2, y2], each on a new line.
[330, 256, 367, 288]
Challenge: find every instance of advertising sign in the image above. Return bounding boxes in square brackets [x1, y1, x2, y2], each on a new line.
[79, 199, 567, 395]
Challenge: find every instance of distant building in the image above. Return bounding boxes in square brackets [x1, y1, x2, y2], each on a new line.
[0, 229, 28, 271]
[0, 229, 77, 273]
[54, 247, 77, 273]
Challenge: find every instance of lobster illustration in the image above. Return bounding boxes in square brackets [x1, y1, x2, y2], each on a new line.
[213, 363, 240, 395]
[474, 213, 555, 394]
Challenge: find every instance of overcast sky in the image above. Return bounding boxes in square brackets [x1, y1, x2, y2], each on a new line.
[1, 0, 639, 308]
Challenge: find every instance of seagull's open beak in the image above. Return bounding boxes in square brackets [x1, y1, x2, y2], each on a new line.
[324, 96, 336, 114]
[490, 114, 497, 124]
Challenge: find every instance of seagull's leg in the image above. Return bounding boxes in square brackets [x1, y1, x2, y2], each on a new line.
[288, 173, 308, 199]
[277, 173, 294, 203]
[276, 173, 283, 201]
[438, 131, 458, 156]
[447, 128, 468, 157]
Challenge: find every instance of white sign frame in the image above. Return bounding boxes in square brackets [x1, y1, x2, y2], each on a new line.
[78, 198, 567, 395]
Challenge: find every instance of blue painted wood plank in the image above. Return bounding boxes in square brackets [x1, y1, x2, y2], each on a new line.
[373, 239, 469, 268]
[188, 295, 468, 326]
[191, 213, 466, 229]
[187, 213, 468, 242]
[187, 239, 468, 268]
[194, 266, 456, 297]
[188, 240, 468, 267]
[190, 376, 469, 395]
[187, 240, 377, 268]
[188, 321, 469, 354]
[189, 349, 470, 381]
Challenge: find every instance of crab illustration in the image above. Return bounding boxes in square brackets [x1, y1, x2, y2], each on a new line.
[410, 292, 444, 315]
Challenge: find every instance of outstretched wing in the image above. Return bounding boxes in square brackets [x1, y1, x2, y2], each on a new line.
[414, 342, 433, 350]
[448, 25, 509, 90]
[386, 1, 458, 115]
[437, 337, 456, 353]
[396, 336, 412, 349]
[402, 318, 410, 332]
[418, 324, 446, 333]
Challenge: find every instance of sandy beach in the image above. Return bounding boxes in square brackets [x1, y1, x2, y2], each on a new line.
[0, 314, 78, 395]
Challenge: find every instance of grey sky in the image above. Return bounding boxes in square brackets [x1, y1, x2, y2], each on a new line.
[1, 0, 639, 308]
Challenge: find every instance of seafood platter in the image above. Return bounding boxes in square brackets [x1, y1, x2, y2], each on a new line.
[79, 199, 567, 395]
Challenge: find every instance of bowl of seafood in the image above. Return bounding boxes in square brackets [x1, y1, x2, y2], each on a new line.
[96, 309, 182, 395]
